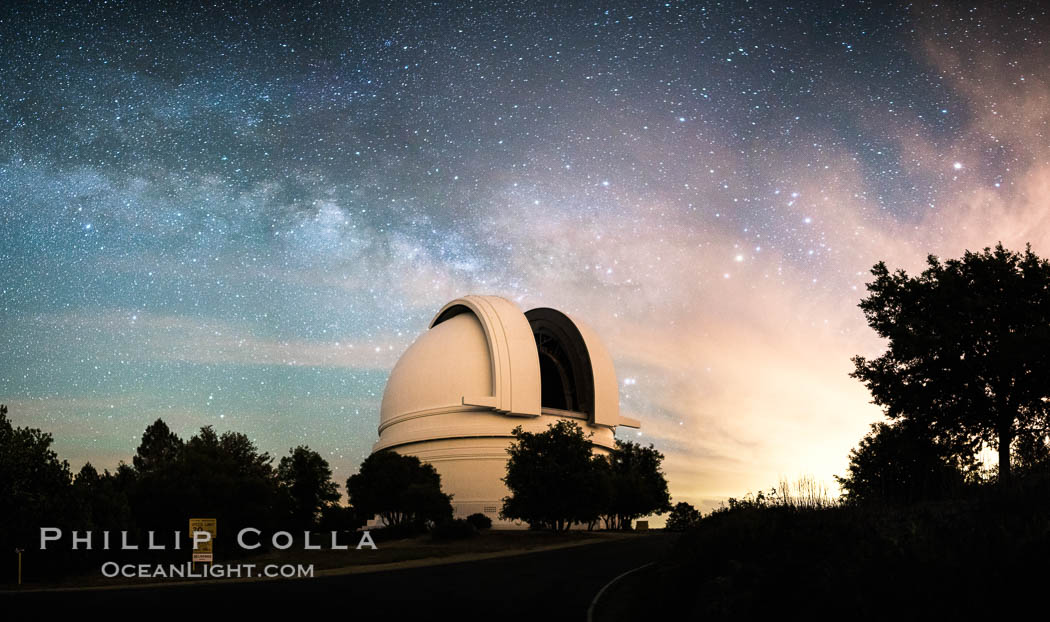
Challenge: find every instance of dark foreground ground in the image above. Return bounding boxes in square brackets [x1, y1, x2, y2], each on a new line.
[3, 532, 675, 619]
[600, 474, 1050, 621]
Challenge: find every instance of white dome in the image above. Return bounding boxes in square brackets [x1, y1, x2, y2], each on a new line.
[371, 294, 639, 526]
[379, 311, 492, 429]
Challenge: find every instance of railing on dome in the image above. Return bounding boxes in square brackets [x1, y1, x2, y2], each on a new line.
[538, 406, 590, 422]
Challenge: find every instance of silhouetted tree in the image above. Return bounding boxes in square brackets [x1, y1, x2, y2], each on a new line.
[851, 243, 1050, 484]
[587, 454, 615, 530]
[128, 419, 182, 532]
[602, 439, 673, 529]
[129, 422, 283, 541]
[72, 462, 133, 532]
[500, 420, 600, 532]
[177, 426, 282, 537]
[1011, 425, 1050, 475]
[345, 450, 453, 530]
[133, 418, 182, 474]
[835, 420, 968, 505]
[278, 445, 341, 530]
[0, 405, 73, 554]
[666, 501, 703, 531]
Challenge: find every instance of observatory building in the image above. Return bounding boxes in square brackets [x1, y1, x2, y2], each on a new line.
[374, 295, 640, 527]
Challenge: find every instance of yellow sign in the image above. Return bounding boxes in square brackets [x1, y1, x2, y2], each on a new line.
[189, 518, 217, 563]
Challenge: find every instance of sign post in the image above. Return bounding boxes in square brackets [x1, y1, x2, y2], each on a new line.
[189, 518, 217, 564]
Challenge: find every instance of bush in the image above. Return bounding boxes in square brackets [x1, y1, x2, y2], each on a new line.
[465, 513, 492, 530]
[665, 502, 702, 531]
[653, 473, 1050, 618]
[430, 519, 477, 541]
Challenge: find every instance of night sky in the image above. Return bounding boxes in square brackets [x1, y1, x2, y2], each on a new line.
[3, 1, 1048, 511]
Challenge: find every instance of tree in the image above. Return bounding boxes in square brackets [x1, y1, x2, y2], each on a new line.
[133, 418, 183, 474]
[500, 420, 602, 532]
[0, 404, 73, 550]
[128, 419, 184, 531]
[666, 501, 702, 531]
[1012, 425, 1050, 474]
[851, 243, 1050, 484]
[586, 454, 616, 530]
[129, 422, 283, 538]
[72, 462, 133, 532]
[345, 450, 453, 530]
[179, 426, 282, 535]
[835, 420, 968, 505]
[277, 445, 341, 530]
[603, 439, 673, 529]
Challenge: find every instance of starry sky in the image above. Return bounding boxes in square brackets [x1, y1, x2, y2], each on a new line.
[3, 1, 1049, 513]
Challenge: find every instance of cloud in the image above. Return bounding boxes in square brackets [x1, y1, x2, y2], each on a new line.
[454, 25, 1050, 504]
[31, 311, 408, 370]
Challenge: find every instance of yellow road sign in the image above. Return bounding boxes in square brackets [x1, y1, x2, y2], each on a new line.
[189, 518, 217, 563]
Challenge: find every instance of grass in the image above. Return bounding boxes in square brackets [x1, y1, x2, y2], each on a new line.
[773, 475, 835, 509]
[719, 475, 837, 512]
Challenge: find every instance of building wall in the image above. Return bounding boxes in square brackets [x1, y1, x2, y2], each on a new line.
[386, 410, 616, 528]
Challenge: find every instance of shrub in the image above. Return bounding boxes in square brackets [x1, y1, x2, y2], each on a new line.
[665, 502, 702, 531]
[465, 513, 492, 530]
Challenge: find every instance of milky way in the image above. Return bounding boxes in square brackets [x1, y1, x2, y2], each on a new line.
[3, 2, 1049, 511]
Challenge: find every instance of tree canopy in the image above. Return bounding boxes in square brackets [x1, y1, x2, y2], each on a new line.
[345, 450, 453, 529]
[666, 501, 702, 531]
[71, 462, 133, 533]
[835, 420, 969, 505]
[128, 423, 284, 535]
[278, 445, 341, 530]
[500, 419, 601, 531]
[0, 404, 73, 551]
[601, 439, 673, 529]
[851, 243, 1050, 483]
[500, 420, 671, 531]
[133, 418, 182, 474]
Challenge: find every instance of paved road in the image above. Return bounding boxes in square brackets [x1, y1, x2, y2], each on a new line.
[6, 533, 675, 619]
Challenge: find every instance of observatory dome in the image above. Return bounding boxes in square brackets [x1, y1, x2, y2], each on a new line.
[373, 295, 640, 526]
